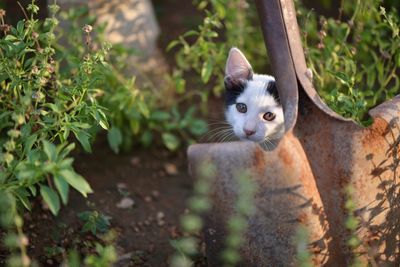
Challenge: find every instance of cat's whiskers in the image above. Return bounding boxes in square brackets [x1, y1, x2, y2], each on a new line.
[216, 129, 235, 143]
[202, 130, 229, 142]
[219, 131, 236, 143]
[203, 126, 233, 142]
[262, 137, 279, 151]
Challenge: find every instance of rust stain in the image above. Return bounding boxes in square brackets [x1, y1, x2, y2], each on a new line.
[278, 147, 293, 166]
[362, 118, 389, 148]
[252, 147, 265, 174]
[297, 212, 308, 223]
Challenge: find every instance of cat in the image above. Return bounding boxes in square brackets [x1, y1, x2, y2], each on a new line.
[224, 47, 285, 149]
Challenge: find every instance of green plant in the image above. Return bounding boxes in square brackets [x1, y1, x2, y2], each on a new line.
[294, 225, 313, 267]
[298, 0, 399, 124]
[65, 231, 118, 267]
[343, 185, 364, 267]
[221, 170, 255, 266]
[58, 7, 208, 152]
[0, 193, 31, 267]
[78, 211, 111, 235]
[83, 244, 117, 267]
[171, 163, 256, 267]
[169, 0, 267, 102]
[173, 0, 399, 124]
[0, 0, 107, 216]
[0, 2, 111, 265]
[170, 161, 216, 267]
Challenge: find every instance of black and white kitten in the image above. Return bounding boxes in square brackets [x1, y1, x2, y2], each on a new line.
[224, 48, 284, 148]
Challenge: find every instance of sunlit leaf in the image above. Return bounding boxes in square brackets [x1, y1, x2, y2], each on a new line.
[162, 133, 180, 151]
[59, 169, 93, 197]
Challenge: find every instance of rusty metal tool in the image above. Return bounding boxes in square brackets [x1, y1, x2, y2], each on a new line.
[188, 0, 400, 266]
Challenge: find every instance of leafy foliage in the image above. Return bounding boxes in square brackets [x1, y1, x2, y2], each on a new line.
[59, 7, 208, 152]
[170, 162, 216, 267]
[65, 245, 116, 267]
[298, 0, 400, 124]
[0, 2, 103, 217]
[169, 0, 267, 102]
[171, 0, 399, 124]
[78, 210, 111, 235]
[171, 162, 256, 267]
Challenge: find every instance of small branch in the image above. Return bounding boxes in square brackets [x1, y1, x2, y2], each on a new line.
[16, 1, 29, 21]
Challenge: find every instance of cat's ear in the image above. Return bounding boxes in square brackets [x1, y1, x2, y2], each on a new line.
[267, 81, 280, 104]
[225, 48, 253, 81]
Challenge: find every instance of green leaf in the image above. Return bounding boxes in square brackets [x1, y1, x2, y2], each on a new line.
[150, 111, 171, 121]
[43, 141, 57, 162]
[63, 127, 70, 141]
[24, 134, 37, 155]
[140, 130, 153, 147]
[166, 40, 180, 51]
[107, 127, 123, 154]
[99, 119, 109, 130]
[58, 143, 75, 160]
[15, 188, 32, 211]
[28, 186, 37, 197]
[183, 30, 199, 37]
[59, 169, 92, 197]
[16, 21, 24, 34]
[189, 119, 208, 136]
[328, 71, 350, 85]
[40, 185, 60, 215]
[138, 102, 150, 118]
[15, 162, 39, 180]
[74, 131, 92, 153]
[201, 59, 213, 83]
[93, 110, 109, 130]
[162, 133, 180, 151]
[54, 175, 69, 205]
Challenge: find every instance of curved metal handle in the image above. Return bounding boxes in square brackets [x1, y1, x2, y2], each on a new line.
[255, 0, 299, 132]
[255, 0, 352, 123]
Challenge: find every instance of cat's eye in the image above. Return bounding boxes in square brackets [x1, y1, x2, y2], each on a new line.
[236, 103, 247, 113]
[263, 112, 276, 121]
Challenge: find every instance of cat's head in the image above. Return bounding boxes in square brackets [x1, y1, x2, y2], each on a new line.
[224, 48, 284, 144]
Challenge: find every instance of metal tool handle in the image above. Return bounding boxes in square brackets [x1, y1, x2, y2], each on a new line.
[255, 0, 350, 123]
[255, 0, 299, 132]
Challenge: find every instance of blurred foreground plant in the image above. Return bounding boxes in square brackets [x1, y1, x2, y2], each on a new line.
[294, 225, 313, 267]
[170, 163, 256, 267]
[170, 161, 216, 267]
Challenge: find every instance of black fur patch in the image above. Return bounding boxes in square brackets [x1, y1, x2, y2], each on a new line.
[224, 77, 246, 106]
[266, 81, 280, 104]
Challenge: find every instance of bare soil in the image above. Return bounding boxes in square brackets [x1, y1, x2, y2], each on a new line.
[22, 137, 195, 267]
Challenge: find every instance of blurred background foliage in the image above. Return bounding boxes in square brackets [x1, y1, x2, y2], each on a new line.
[169, 0, 399, 124]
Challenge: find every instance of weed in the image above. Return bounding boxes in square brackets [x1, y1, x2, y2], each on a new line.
[78, 211, 111, 235]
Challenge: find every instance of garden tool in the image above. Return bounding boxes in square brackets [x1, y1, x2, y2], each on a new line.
[188, 0, 400, 266]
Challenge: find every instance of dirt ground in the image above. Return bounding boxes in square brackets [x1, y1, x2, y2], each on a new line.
[21, 136, 197, 267]
[0, 1, 215, 266]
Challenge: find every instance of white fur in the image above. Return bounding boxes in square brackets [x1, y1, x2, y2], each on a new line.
[225, 74, 284, 143]
[224, 48, 284, 145]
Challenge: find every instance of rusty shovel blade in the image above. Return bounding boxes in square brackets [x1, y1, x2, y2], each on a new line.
[187, 0, 400, 266]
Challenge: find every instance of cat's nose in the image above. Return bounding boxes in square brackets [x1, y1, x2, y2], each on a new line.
[243, 129, 256, 137]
